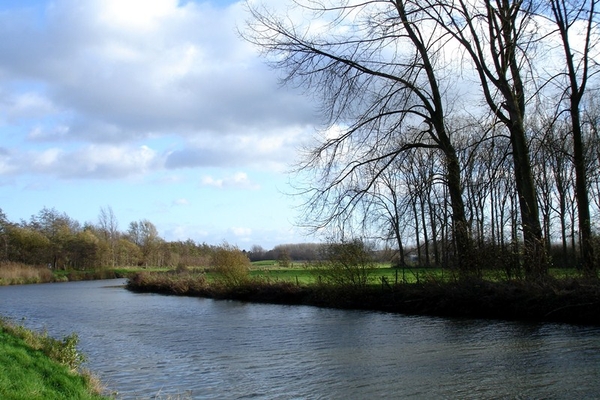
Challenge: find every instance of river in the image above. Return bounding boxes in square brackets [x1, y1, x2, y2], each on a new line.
[0, 279, 599, 399]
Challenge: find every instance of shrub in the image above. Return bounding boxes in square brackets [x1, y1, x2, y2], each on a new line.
[312, 239, 375, 289]
[211, 243, 250, 287]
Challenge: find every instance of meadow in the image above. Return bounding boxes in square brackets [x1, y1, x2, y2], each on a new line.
[248, 261, 584, 286]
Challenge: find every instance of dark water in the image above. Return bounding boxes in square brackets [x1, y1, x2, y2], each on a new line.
[0, 279, 599, 399]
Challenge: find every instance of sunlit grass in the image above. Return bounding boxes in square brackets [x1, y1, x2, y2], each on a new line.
[248, 262, 590, 286]
[0, 318, 107, 399]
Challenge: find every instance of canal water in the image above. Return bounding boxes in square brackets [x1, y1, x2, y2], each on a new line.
[0, 279, 599, 399]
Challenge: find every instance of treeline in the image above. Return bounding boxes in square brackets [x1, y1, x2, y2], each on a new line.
[248, 243, 321, 262]
[0, 205, 397, 270]
[247, 242, 393, 264]
[0, 206, 249, 270]
[360, 117, 600, 273]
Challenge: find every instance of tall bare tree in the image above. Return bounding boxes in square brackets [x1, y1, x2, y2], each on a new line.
[414, 0, 547, 278]
[545, 0, 598, 275]
[245, 0, 475, 274]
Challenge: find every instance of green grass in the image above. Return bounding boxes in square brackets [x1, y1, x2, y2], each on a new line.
[0, 321, 107, 400]
[251, 260, 280, 267]
[248, 264, 591, 286]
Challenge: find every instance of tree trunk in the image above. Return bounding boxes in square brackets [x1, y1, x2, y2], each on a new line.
[510, 122, 547, 279]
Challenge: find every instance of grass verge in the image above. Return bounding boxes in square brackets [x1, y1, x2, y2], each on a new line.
[0, 318, 108, 400]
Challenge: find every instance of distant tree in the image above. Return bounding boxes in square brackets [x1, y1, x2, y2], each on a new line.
[248, 244, 266, 262]
[278, 248, 291, 268]
[127, 219, 161, 266]
[6, 226, 50, 265]
[116, 238, 142, 267]
[28, 207, 80, 269]
[66, 230, 102, 270]
[97, 206, 120, 267]
[0, 208, 10, 260]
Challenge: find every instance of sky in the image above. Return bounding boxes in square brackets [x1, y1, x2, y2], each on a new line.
[0, 0, 322, 250]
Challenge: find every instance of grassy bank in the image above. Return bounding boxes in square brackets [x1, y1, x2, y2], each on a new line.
[0, 318, 107, 400]
[127, 269, 600, 326]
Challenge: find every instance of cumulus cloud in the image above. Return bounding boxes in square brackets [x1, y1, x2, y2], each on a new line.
[230, 227, 252, 237]
[4, 92, 57, 122]
[165, 126, 310, 171]
[201, 171, 260, 190]
[0, 144, 161, 179]
[0, 0, 318, 180]
[0, 0, 314, 134]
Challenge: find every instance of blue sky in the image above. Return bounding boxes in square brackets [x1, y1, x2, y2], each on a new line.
[0, 0, 321, 250]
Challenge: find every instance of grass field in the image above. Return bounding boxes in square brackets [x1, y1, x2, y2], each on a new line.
[247, 261, 588, 286]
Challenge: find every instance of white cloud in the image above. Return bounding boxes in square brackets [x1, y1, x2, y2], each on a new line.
[0, 144, 161, 179]
[230, 227, 252, 237]
[201, 171, 260, 190]
[99, 0, 179, 32]
[172, 198, 189, 206]
[0, 0, 317, 179]
[5, 92, 57, 121]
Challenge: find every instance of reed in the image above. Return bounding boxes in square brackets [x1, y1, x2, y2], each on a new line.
[0, 261, 54, 285]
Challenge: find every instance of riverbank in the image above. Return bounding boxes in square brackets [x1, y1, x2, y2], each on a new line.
[0, 318, 107, 399]
[0, 261, 160, 286]
[127, 272, 600, 326]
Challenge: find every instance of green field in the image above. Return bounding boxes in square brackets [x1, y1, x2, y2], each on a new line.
[247, 261, 587, 286]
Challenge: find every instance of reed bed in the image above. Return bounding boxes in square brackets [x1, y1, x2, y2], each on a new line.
[0, 261, 54, 285]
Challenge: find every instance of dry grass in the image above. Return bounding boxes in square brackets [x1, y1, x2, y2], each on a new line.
[127, 271, 209, 295]
[0, 261, 54, 285]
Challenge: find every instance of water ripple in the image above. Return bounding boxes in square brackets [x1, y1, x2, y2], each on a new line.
[1, 279, 599, 399]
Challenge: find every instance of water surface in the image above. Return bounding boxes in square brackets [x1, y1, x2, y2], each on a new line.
[0, 279, 599, 398]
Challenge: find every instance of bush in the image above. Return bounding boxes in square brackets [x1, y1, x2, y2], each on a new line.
[312, 239, 375, 289]
[211, 243, 250, 287]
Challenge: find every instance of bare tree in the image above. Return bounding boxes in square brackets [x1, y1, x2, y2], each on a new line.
[544, 0, 599, 275]
[98, 206, 120, 267]
[415, 0, 548, 278]
[245, 0, 475, 274]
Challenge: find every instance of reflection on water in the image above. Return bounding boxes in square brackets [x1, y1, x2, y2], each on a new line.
[1, 279, 599, 399]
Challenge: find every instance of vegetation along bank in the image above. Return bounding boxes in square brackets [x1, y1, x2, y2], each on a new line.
[0, 317, 108, 399]
[126, 244, 600, 326]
